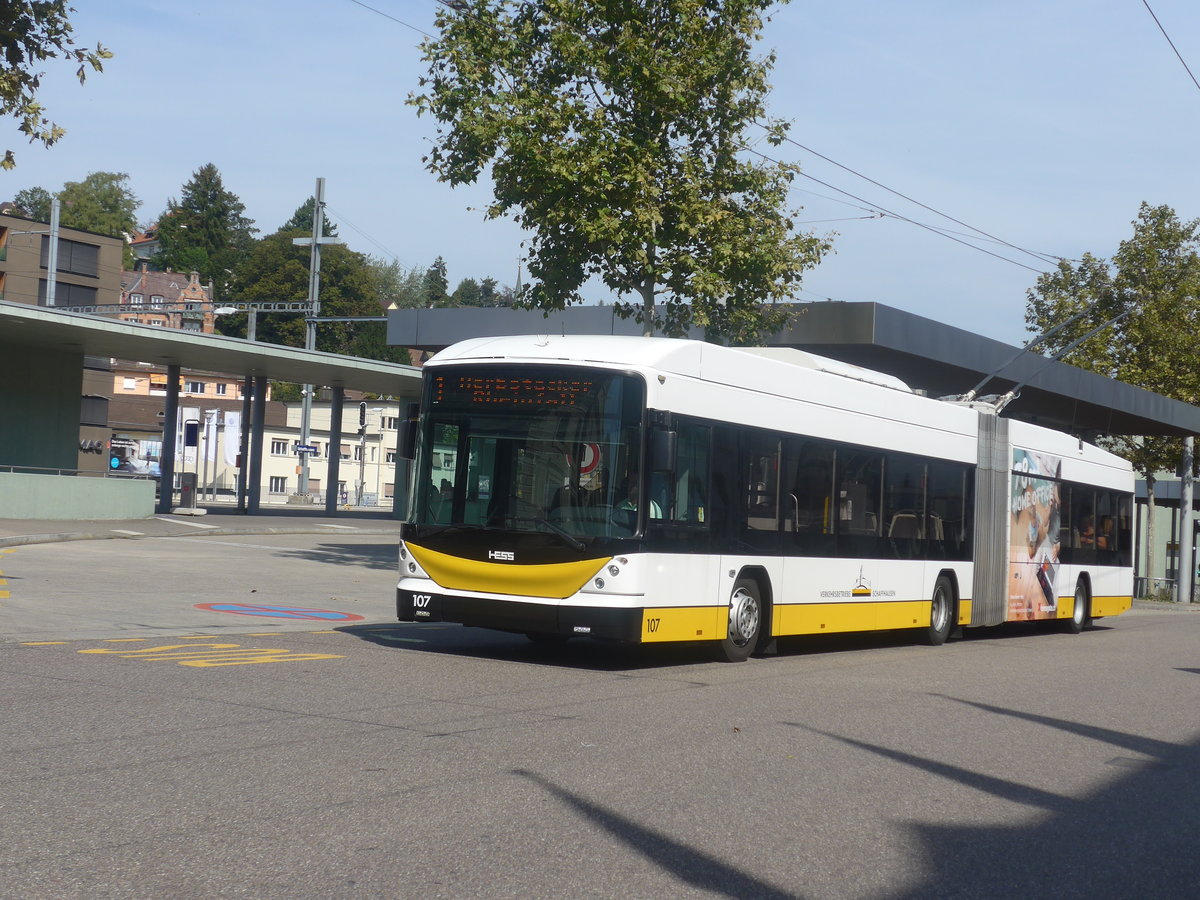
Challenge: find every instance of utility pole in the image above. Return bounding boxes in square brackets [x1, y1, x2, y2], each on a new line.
[46, 198, 60, 306]
[291, 178, 342, 499]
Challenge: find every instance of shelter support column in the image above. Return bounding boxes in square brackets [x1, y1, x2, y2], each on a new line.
[155, 364, 181, 515]
[324, 387, 345, 516]
[246, 375, 267, 514]
[1179, 436, 1194, 604]
[236, 377, 252, 512]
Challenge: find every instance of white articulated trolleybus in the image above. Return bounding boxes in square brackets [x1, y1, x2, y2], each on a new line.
[396, 335, 1134, 661]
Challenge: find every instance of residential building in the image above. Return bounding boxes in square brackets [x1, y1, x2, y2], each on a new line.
[119, 269, 218, 332]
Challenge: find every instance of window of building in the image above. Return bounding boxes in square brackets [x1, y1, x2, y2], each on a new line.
[150, 294, 164, 307]
[386, 450, 397, 464]
[383, 416, 399, 430]
[129, 293, 144, 306]
[41, 235, 99, 277]
[185, 381, 205, 394]
[384, 482, 394, 498]
[270, 439, 289, 455]
[269, 476, 287, 493]
[38, 280, 97, 307]
[215, 383, 228, 396]
[122, 377, 137, 391]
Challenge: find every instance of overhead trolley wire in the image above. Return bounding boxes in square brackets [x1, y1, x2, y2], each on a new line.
[1141, 0, 1200, 96]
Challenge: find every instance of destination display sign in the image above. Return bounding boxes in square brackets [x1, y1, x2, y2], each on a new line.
[431, 373, 595, 407]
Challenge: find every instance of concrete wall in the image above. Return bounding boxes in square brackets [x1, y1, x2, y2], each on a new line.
[0, 472, 155, 519]
[0, 341, 82, 470]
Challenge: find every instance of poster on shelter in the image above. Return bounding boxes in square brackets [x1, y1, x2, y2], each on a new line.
[1008, 449, 1062, 621]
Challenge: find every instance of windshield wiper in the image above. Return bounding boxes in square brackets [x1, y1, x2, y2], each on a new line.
[537, 517, 587, 552]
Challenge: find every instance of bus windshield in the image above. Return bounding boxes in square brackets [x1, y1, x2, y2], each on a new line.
[413, 365, 647, 540]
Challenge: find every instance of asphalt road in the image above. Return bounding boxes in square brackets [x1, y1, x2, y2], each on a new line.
[2, 533, 1199, 899]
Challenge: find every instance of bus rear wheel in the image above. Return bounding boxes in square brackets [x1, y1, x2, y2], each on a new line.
[922, 576, 954, 646]
[1063, 579, 1091, 634]
[719, 578, 763, 663]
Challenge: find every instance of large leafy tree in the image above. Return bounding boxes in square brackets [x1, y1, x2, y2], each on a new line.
[59, 171, 139, 263]
[153, 163, 256, 296]
[368, 256, 427, 309]
[1, 1, 110, 169]
[224, 230, 400, 361]
[1026, 202, 1200, 583]
[280, 197, 339, 237]
[411, 0, 829, 341]
[423, 256, 449, 307]
[11, 185, 52, 221]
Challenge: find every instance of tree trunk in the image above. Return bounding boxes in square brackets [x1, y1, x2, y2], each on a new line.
[638, 280, 655, 336]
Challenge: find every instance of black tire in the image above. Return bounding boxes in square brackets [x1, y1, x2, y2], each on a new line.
[719, 578, 764, 662]
[921, 576, 955, 646]
[1062, 579, 1091, 634]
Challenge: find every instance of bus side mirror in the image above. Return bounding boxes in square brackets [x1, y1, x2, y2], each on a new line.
[650, 428, 676, 473]
[398, 402, 419, 460]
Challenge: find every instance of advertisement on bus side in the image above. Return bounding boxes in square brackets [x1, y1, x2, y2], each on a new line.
[1008, 449, 1062, 621]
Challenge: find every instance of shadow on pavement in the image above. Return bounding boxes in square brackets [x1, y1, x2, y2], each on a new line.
[785, 701, 1200, 899]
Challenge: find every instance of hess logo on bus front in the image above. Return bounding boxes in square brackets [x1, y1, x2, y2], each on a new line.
[488, 550, 515, 562]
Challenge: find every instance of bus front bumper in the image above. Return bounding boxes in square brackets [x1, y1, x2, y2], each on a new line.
[396, 588, 643, 642]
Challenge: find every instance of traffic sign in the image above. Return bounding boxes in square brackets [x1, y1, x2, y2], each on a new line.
[294, 443, 318, 455]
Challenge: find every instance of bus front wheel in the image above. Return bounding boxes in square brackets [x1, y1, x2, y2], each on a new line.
[922, 576, 954, 646]
[719, 578, 763, 663]
[1063, 579, 1091, 634]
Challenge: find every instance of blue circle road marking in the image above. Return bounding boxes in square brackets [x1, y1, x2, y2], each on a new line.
[195, 603, 365, 622]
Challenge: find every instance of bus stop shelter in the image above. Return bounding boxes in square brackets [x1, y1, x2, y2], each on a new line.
[0, 300, 422, 518]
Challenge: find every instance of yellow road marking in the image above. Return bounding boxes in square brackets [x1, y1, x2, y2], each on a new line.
[78, 641, 342, 667]
[22, 641, 68, 646]
[104, 638, 146, 643]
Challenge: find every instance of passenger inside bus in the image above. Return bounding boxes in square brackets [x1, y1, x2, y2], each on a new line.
[616, 473, 662, 520]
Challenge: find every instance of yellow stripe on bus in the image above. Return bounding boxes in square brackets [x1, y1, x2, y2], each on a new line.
[774, 601, 931, 636]
[1089, 595, 1132, 618]
[641, 607, 722, 642]
[406, 543, 610, 599]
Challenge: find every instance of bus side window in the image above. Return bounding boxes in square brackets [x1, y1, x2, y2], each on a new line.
[671, 422, 709, 524]
[783, 437, 836, 555]
[744, 433, 779, 532]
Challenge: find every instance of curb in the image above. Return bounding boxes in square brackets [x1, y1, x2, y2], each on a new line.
[0, 525, 401, 549]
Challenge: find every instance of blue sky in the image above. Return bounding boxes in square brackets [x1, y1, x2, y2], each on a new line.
[6, 1, 1200, 347]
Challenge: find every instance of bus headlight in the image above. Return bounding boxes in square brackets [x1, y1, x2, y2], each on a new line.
[594, 577, 605, 590]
